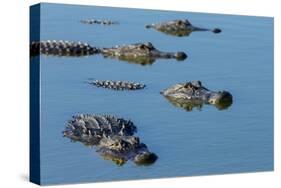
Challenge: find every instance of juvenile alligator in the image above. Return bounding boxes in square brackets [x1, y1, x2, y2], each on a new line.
[63, 114, 157, 165]
[161, 81, 233, 111]
[80, 19, 119, 25]
[89, 80, 146, 90]
[30, 40, 100, 57]
[145, 19, 221, 37]
[101, 42, 187, 65]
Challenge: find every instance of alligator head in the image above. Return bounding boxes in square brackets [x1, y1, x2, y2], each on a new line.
[145, 19, 221, 37]
[161, 81, 233, 111]
[97, 135, 157, 166]
[101, 42, 187, 65]
[63, 114, 157, 166]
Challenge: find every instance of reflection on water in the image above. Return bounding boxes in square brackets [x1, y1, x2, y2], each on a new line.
[163, 96, 233, 111]
[102, 54, 157, 65]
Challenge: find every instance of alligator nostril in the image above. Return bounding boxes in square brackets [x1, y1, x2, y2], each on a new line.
[134, 152, 158, 165]
[215, 91, 233, 110]
[175, 52, 187, 61]
[220, 91, 232, 101]
[212, 28, 222, 34]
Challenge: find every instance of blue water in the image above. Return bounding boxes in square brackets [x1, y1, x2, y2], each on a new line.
[38, 3, 273, 185]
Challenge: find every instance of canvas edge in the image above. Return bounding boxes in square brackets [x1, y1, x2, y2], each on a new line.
[29, 3, 41, 185]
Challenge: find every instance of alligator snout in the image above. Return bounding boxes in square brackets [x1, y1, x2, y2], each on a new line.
[134, 152, 158, 165]
[212, 28, 222, 34]
[208, 91, 233, 110]
[208, 91, 232, 104]
[174, 52, 187, 60]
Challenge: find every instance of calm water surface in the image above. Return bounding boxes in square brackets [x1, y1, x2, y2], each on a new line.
[38, 3, 273, 185]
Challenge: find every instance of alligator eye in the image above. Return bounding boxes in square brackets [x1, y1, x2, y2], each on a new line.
[184, 83, 192, 88]
[176, 20, 183, 25]
[114, 142, 119, 146]
[139, 44, 147, 50]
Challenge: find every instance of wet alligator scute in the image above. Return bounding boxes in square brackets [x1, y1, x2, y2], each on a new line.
[161, 81, 233, 111]
[101, 42, 187, 65]
[30, 40, 100, 57]
[89, 80, 146, 90]
[146, 19, 222, 37]
[63, 114, 157, 165]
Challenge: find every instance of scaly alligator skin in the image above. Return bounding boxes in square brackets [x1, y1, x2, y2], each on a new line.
[161, 81, 233, 111]
[63, 114, 157, 165]
[30, 40, 100, 57]
[80, 19, 119, 25]
[101, 42, 187, 65]
[89, 80, 146, 90]
[145, 19, 222, 37]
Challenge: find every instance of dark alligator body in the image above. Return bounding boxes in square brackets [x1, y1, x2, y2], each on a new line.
[30, 40, 100, 57]
[161, 81, 233, 111]
[89, 80, 146, 90]
[63, 114, 157, 166]
[146, 19, 221, 37]
[80, 19, 119, 25]
[101, 42, 187, 65]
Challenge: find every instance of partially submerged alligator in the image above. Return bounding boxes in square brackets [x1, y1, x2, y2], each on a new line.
[89, 80, 146, 90]
[80, 19, 119, 25]
[161, 81, 233, 111]
[101, 42, 187, 65]
[30, 40, 100, 57]
[145, 19, 222, 37]
[63, 114, 157, 165]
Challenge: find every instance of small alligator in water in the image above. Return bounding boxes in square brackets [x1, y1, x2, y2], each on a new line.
[63, 114, 157, 165]
[80, 19, 119, 25]
[89, 80, 146, 90]
[145, 19, 221, 37]
[161, 81, 232, 111]
[101, 42, 187, 65]
[30, 40, 100, 57]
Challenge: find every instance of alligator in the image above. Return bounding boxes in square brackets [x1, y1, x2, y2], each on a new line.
[80, 19, 119, 25]
[63, 114, 157, 166]
[89, 80, 146, 90]
[30, 40, 100, 57]
[101, 42, 187, 65]
[145, 19, 222, 37]
[161, 81, 233, 111]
